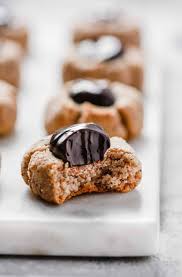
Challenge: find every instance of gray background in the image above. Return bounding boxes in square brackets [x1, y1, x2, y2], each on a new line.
[1, 0, 182, 276]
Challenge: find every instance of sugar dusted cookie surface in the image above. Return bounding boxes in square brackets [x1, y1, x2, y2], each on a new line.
[21, 124, 142, 204]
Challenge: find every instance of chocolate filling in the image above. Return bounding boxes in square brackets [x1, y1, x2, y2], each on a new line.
[69, 79, 115, 107]
[50, 123, 110, 166]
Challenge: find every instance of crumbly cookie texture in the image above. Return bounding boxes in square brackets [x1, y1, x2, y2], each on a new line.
[62, 46, 143, 90]
[0, 40, 23, 87]
[0, 21, 28, 51]
[45, 81, 143, 140]
[21, 136, 142, 204]
[0, 80, 17, 135]
[73, 15, 141, 48]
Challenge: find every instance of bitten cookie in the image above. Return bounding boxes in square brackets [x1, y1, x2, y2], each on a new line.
[0, 80, 17, 135]
[0, 5, 28, 51]
[45, 79, 143, 140]
[73, 11, 141, 48]
[0, 39, 22, 87]
[21, 123, 142, 204]
[62, 35, 143, 90]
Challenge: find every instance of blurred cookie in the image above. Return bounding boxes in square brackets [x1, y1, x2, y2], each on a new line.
[0, 4, 28, 51]
[62, 35, 143, 90]
[0, 80, 17, 136]
[73, 10, 141, 48]
[0, 39, 22, 87]
[45, 79, 143, 140]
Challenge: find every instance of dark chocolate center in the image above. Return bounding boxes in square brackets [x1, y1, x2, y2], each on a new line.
[77, 35, 124, 62]
[50, 123, 110, 166]
[69, 79, 115, 107]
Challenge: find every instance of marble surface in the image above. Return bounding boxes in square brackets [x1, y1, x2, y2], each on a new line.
[0, 0, 182, 275]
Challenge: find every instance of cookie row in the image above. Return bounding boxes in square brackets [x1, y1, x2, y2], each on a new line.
[0, 5, 28, 135]
[44, 11, 144, 140]
[0, 7, 143, 205]
[21, 11, 143, 204]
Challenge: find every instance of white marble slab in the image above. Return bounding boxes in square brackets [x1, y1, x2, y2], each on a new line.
[0, 10, 161, 256]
